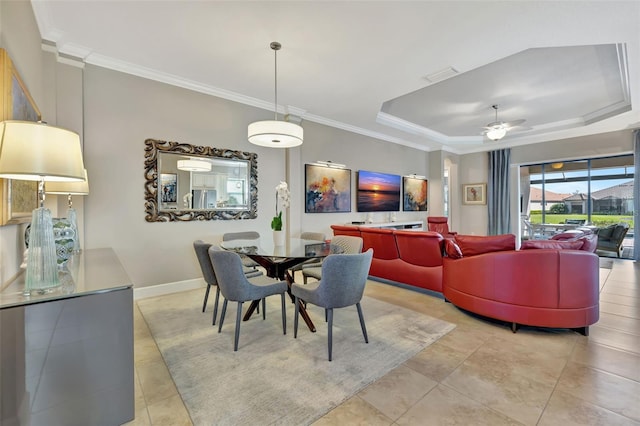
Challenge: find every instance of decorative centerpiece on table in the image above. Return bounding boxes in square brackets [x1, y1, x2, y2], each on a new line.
[272, 181, 290, 246]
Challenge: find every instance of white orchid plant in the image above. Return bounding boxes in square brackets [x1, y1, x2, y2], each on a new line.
[272, 181, 290, 231]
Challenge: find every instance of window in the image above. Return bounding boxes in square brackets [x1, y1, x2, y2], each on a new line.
[522, 154, 634, 231]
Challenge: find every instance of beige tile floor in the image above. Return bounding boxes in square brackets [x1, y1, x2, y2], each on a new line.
[125, 258, 640, 425]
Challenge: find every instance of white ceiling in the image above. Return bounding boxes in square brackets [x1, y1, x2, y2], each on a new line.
[30, 1, 640, 154]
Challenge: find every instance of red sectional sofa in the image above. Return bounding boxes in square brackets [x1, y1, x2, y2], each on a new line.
[443, 234, 599, 335]
[330, 225, 444, 292]
[330, 225, 600, 335]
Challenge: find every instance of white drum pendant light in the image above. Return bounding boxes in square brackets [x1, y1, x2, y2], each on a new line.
[248, 42, 303, 148]
[177, 159, 211, 172]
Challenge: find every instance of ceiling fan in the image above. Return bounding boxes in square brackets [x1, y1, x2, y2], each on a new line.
[483, 104, 526, 141]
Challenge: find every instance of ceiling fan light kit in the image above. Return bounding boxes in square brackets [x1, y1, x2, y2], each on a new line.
[483, 104, 525, 141]
[486, 126, 508, 141]
[248, 42, 304, 148]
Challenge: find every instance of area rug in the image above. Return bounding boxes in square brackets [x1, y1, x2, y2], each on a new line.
[138, 287, 455, 425]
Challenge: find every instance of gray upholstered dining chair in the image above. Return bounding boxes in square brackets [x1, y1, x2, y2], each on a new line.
[222, 231, 261, 270]
[292, 248, 373, 361]
[302, 235, 363, 284]
[289, 231, 326, 280]
[193, 240, 263, 325]
[209, 248, 288, 351]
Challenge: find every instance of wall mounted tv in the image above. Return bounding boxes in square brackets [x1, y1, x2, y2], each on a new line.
[356, 170, 401, 212]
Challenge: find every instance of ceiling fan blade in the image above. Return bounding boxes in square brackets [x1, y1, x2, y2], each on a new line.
[503, 119, 526, 128]
[482, 123, 506, 130]
[508, 125, 533, 132]
[482, 124, 532, 136]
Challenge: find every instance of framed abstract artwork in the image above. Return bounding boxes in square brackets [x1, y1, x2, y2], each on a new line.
[463, 183, 487, 205]
[0, 48, 42, 225]
[305, 164, 351, 213]
[160, 173, 178, 203]
[402, 176, 428, 211]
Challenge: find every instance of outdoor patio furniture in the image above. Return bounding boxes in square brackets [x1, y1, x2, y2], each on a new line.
[595, 223, 629, 258]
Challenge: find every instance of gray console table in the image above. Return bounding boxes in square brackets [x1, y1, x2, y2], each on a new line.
[0, 248, 134, 426]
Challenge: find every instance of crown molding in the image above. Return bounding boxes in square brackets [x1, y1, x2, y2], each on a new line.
[77, 51, 435, 152]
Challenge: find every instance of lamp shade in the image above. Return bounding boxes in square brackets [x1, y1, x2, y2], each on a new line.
[248, 120, 303, 148]
[486, 127, 507, 141]
[177, 159, 211, 172]
[0, 121, 85, 181]
[45, 169, 90, 195]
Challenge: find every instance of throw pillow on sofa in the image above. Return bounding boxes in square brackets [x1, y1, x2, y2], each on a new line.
[520, 240, 584, 250]
[454, 234, 516, 257]
[444, 239, 463, 259]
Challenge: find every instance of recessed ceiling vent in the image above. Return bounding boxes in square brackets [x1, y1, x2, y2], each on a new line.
[423, 66, 459, 83]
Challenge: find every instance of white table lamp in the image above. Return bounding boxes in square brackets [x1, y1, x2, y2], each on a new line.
[0, 121, 85, 294]
[46, 168, 89, 253]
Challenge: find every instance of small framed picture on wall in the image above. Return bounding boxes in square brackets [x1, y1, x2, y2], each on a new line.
[160, 173, 178, 203]
[462, 183, 486, 205]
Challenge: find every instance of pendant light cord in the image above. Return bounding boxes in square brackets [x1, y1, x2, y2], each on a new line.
[270, 42, 282, 121]
[274, 45, 278, 121]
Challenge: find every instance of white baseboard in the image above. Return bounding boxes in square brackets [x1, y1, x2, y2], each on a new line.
[134, 278, 205, 300]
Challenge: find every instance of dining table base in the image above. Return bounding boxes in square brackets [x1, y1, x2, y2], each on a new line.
[242, 256, 317, 332]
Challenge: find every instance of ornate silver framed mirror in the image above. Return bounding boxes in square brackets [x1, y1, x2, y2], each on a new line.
[144, 139, 258, 222]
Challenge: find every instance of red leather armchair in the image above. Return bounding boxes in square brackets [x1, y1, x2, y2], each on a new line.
[427, 216, 457, 238]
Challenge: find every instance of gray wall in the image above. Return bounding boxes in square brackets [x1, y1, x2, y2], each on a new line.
[82, 65, 430, 287]
[83, 65, 285, 287]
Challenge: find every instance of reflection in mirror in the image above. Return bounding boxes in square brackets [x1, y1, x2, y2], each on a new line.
[144, 139, 257, 222]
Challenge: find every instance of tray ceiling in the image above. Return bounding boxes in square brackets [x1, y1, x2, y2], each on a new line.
[30, 1, 640, 153]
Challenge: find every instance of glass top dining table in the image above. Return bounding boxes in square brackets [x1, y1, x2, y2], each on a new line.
[219, 237, 344, 332]
[219, 237, 342, 262]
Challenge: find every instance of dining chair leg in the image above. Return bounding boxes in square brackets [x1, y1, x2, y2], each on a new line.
[234, 301, 243, 351]
[325, 309, 328, 322]
[327, 308, 333, 361]
[356, 302, 368, 343]
[281, 293, 286, 335]
[218, 299, 228, 333]
[202, 284, 211, 313]
[212, 287, 221, 326]
[262, 298, 266, 320]
[294, 296, 300, 338]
